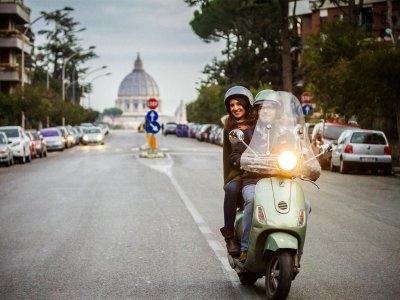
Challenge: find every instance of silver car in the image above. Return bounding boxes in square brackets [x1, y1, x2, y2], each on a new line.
[330, 129, 392, 175]
[82, 127, 104, 145]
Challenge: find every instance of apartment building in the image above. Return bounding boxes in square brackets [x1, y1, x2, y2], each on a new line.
[0, 0, 31, 94]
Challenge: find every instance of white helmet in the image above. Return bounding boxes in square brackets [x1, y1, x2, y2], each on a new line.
[224, 86, 254, 113]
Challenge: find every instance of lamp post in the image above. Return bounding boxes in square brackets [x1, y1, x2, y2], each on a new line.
[61, 45, 95, 101]
[86, 72, 111, 108]
[385, 28, 395, 49]
[21, 7, 73, 89]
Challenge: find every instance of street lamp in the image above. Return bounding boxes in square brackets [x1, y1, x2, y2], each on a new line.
[86, 72, 111, 108]
[21, 7, 73, 89]
[385, 28, 395, 48]
[61, 45, 95, 101]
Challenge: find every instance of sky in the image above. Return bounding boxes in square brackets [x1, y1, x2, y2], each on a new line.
[24, 0, 224, 115]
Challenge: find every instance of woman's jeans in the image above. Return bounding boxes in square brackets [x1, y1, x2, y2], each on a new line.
[241, 184, 312, 252]
[223, 179, 241, 230]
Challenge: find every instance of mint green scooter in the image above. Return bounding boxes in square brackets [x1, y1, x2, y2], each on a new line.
[227, 91, 324, 300]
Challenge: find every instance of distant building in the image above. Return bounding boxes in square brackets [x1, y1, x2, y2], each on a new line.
[174, 100, 187, 124]
[114, 53, 176, 129]
[0, 0, 31, 94]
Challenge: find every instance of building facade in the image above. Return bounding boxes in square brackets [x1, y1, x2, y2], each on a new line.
[0, 0, 31, 94]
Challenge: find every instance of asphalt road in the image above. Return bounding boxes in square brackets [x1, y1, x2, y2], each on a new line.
[1, 130, 399, 299]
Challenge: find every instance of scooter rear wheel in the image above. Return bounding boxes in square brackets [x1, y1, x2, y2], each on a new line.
[265, 250, 293, 300]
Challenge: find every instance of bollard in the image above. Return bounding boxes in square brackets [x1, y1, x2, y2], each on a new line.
[150, 134, 157, 150]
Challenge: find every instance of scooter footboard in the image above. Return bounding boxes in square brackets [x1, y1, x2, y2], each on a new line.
[264, 232, 298, 253]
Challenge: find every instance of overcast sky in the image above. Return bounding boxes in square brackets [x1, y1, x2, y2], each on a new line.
[24, 0, 224, 115]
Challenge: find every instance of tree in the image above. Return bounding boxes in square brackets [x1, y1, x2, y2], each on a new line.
[102, 107, 123, 126]
[36, 9, 97, 101]
[186, 84, 225, 124]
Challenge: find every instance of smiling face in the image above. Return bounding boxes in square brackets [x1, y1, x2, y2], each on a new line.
[229, 98, 247, 120]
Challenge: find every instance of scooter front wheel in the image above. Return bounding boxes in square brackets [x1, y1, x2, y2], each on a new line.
[265, 250, 293, 300]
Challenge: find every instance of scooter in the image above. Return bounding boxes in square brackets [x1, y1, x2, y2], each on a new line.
[227, 91, 327, 299]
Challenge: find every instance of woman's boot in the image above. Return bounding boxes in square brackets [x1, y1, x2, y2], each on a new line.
[220, 227, 241, 257]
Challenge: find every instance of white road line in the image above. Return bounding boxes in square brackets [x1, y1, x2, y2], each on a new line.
[137, 154, 261, 300]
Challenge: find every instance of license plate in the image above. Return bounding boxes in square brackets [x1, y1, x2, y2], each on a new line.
[360, 157, 377, 162]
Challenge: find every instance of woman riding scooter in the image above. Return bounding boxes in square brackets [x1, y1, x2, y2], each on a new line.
[220, 86, 256, 257]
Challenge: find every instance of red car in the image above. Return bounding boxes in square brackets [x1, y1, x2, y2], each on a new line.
[26, 131, 47, 158]
[25, 131, 37, 159]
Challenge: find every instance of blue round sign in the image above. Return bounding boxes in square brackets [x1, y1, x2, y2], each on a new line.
[145, 121, 161, 134]
[302, 104, 314, 116]
[146, 110, 159, 122]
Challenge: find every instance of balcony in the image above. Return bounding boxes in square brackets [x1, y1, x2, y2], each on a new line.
[0, 0, 30, 23]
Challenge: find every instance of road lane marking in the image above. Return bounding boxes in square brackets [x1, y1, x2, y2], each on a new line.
[137, 154, 261, 300]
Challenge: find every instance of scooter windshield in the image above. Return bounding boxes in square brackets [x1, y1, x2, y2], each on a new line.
[240, 91, 320, 178]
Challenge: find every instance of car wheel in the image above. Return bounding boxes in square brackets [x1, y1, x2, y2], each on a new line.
[383, 165, 392, 176]
[330, 158, 337, 172]
[339, 159, 348, 174]
[20, 152, 26, 164]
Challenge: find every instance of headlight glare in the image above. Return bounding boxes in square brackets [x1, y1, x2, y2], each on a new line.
[278, 151, 297, 171]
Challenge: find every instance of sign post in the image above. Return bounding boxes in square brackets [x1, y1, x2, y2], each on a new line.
[140, 98, 164, 158]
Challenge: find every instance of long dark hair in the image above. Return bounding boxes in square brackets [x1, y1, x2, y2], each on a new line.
[224, 97, 256, 131]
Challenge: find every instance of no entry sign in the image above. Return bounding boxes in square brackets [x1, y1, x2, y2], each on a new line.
[147, 98, 158, 109]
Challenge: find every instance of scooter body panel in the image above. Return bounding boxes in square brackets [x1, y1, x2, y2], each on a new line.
[233, 177, 307, 274]
[264, 232, 298, 252]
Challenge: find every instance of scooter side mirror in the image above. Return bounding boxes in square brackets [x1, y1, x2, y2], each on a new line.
[294, 124, 304, 136]
[229, 129, 244, 145]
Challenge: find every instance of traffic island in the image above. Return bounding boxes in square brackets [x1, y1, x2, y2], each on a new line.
[139, 150, 166, 158]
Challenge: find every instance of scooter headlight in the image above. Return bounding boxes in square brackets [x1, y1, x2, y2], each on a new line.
[277, 151, 297, 171]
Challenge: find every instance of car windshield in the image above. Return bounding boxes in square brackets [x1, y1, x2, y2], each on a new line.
[350, 132, 386, 144]
[84, 128, 101, 134]
[0, 128, 18, 138]
[0, 134, 7, 144]
[324, 125, 352, 140]
[41, 130, 59, 137]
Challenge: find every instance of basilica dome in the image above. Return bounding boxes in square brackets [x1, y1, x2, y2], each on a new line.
[115, 53, 162, 117]
[117, 54, 159, 97]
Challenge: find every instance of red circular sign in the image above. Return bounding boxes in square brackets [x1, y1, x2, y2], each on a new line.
[301, 92, 311, 104]
[147, 98, 158, 109]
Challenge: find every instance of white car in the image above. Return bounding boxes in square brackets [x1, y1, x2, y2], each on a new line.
[0, 132, 14, 167]
[330, 129, 392, 175]
[82, 127, 105, 145]
[0, 126, 31, 164]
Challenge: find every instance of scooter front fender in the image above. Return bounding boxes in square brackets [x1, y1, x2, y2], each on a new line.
[264, 232, 298, 253]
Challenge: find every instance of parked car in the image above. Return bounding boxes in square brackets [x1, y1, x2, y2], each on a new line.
[163, 122, 177, 136]
[176, 124, 189, 137]
[98, 123, 109, 135]
[0, 126, 31, 163]
[40, 128, 65, 151]
[330, 129, 392, 175]
[25, 131, 38, 159]
[56, 126, 71, 148]
[310, 121, 360, 168]
[26, 130, 47, 158]
[0, 132, 14, 167]
[196, 124, 213, 142]
[208, 125, 221, 144]
[82, 127, 105, 145]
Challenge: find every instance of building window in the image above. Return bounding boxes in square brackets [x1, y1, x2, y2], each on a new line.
[361, 7, 373, 32]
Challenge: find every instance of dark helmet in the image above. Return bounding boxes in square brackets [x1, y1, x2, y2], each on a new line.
[224, 86, 254, 113]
